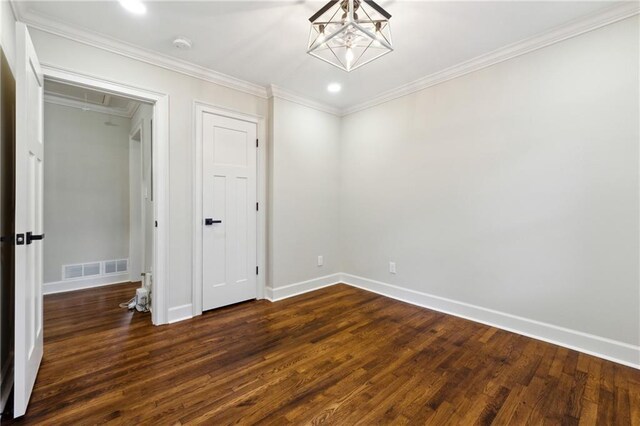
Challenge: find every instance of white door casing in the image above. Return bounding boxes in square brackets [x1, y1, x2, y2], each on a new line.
[129, 125, 143, 282]
[14, 22, 44, 418]
[202, 112, 257, 311]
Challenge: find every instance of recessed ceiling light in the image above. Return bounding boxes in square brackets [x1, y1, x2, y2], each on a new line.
[119, 0, 146, 15]
[327, 83, 342, 93]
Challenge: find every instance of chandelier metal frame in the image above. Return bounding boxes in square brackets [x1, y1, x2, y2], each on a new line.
[307, 0, 393, 72]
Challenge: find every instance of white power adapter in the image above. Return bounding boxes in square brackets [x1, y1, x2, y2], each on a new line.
[135, 287, 149, 312]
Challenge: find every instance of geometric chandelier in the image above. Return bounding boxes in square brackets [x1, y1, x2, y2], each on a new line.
[307, 0, 393, 72]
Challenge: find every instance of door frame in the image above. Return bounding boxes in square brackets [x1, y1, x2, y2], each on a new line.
[128, 121, 144, 283]
[192, 101, 266, 317]
[42, 64, 170, 325]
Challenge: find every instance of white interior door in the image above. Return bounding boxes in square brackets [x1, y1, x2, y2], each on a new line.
[14, 23, 44, 418]
[202, 112, 257, 311]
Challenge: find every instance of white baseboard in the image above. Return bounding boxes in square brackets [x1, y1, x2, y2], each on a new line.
[265, 273, 343, 301]
[170, 273, 341, 324]
[0, 353, 13, 415]
[168, 304, 193, 324]
[341, 273, 640, 369]
[43, 273, 131, 295]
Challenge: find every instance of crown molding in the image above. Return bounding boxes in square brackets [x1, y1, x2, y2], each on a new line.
[342, 2, 640, 116]
[14, 7, 268, 99]
[268, 84, 343, 116]
[44, 93, 138, 118]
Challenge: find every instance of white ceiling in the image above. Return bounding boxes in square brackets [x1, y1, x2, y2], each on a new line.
[18, 1, 620, 109]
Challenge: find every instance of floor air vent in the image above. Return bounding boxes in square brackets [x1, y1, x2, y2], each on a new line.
[83, 262, 101, 276]
[63, 264, 83, 280]
[63, 262, 102, 280]
[62, 259, 128, 280]
[104, 259, 128, 275]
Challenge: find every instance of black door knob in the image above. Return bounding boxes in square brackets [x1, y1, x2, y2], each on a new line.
[205, 218, 222, 226]
[26, 232, 45, 244]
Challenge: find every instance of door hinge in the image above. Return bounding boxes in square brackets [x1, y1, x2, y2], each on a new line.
[256, 138, 259, 148]
[256, 202, 259, 211]
[256, 266, 259, 275]
[155, 220, 158, 228]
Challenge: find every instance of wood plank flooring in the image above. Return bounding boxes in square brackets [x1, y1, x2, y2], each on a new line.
[5, 282, 640, 425]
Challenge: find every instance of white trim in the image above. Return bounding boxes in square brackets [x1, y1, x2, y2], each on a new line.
[168, 304, 193, 324]
[343, 2, 640, 116]
[41, 64, 170, 325]
[129, 119, 144, 283]
[194, 101, 261, 124]
[265, 273, 343, 302]
[14, 7, 267, 99]
[267, 85, 342, 116]
[44, 93, 138, 118]
[339, 274, 640, 370]
[192, 101, 267, 318]
[0, 353, 13, 416]
[43, 273, 130, 295]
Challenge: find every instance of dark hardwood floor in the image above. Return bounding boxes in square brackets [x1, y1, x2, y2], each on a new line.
[5, 282, 640, 424]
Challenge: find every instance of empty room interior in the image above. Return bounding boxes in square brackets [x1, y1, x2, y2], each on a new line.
[0, 0, 639, 424]
[42, 81, 154, 302]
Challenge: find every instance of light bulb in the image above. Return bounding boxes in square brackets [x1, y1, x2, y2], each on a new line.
[345, 47, 354, 65]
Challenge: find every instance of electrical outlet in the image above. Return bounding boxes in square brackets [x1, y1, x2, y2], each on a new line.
[318, 255, 324, 267]
[389, 262, 396, 274]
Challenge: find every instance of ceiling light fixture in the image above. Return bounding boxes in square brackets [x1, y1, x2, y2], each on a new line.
[307, 0, 392, 72]
[327, 83, 342, 93]
[118, 0, 147, 15]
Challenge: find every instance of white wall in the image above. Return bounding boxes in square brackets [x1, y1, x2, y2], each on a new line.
[268, 97, 341, 290]
[43, 103, 131, 283]
[29, 28, 269, 311]
[340, 16, 639, 352]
